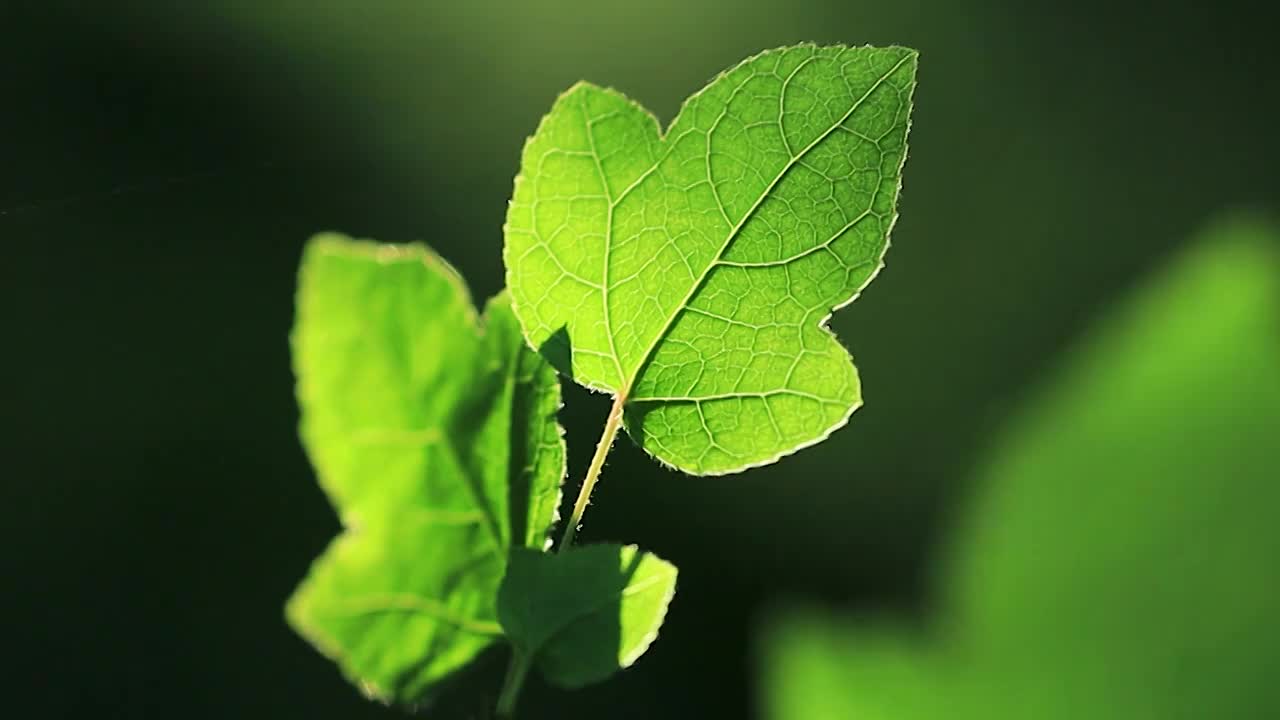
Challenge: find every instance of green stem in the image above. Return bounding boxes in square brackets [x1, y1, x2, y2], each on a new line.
[496, 649, 531, 718]
[559, 393, 626, 549]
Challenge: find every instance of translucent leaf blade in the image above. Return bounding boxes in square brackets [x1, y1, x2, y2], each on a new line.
[506, 44, 918, 474]
[287, 234, 565, 706]
[286, 508, 504, 702]
[497, 544, 677, 688]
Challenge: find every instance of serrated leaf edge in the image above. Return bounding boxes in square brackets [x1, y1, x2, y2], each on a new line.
[288, 233, 569, 702]
[502, 44, 919, 476]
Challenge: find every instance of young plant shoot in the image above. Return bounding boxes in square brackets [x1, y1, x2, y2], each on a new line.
[287, 43, 918, 717]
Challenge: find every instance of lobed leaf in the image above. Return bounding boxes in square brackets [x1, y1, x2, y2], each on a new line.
[505, 43, 918, 474]
[286, 234, 565, 706]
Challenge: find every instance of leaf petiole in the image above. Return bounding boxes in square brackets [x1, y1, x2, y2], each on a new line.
[559, 393, 626, 549]
[496, 649, 532, 718]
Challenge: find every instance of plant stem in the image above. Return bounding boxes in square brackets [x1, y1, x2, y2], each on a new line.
[559, 392, 626, 549]
[496, 650, 531, 718]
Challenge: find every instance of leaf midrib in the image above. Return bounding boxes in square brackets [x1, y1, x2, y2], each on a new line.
[600, 50, 915, 401]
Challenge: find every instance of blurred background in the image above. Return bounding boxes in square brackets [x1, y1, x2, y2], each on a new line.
[5, 1, 1277, 718]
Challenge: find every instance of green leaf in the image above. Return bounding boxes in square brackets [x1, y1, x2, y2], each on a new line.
[943, 215, 1280, 719]
[763, 215, 1280, 719]
[498, 544, 677, 688]
[763, 614, 947, 720]
[285, 234, 565, 706]
[505, 44, 918, 474]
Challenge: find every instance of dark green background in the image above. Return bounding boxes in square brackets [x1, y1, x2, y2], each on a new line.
[5, 1, 1276, 717]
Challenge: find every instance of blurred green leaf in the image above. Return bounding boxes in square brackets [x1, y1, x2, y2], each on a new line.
[499, 544, 677, 688]
[505, 44, 917, 474]
[286, 234, 565, 707]
[765, 215, 1280, 719]
[945, 215, 1280, 719]
[765, 616, 948, 720]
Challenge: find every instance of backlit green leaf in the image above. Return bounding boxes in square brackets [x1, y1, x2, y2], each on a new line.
[498, 544, 677, 688]
[285, 234, 565, 706]
[505, 44, 918, 474]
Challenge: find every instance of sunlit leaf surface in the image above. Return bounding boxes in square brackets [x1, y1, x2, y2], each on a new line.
[286, 235, 564, 706]
[506, 44, 918, 474]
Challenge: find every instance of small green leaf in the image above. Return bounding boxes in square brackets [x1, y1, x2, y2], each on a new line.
[498, 544, 677, 688]
[286, 234, 565, 706]
[505, 44, 918, 474]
